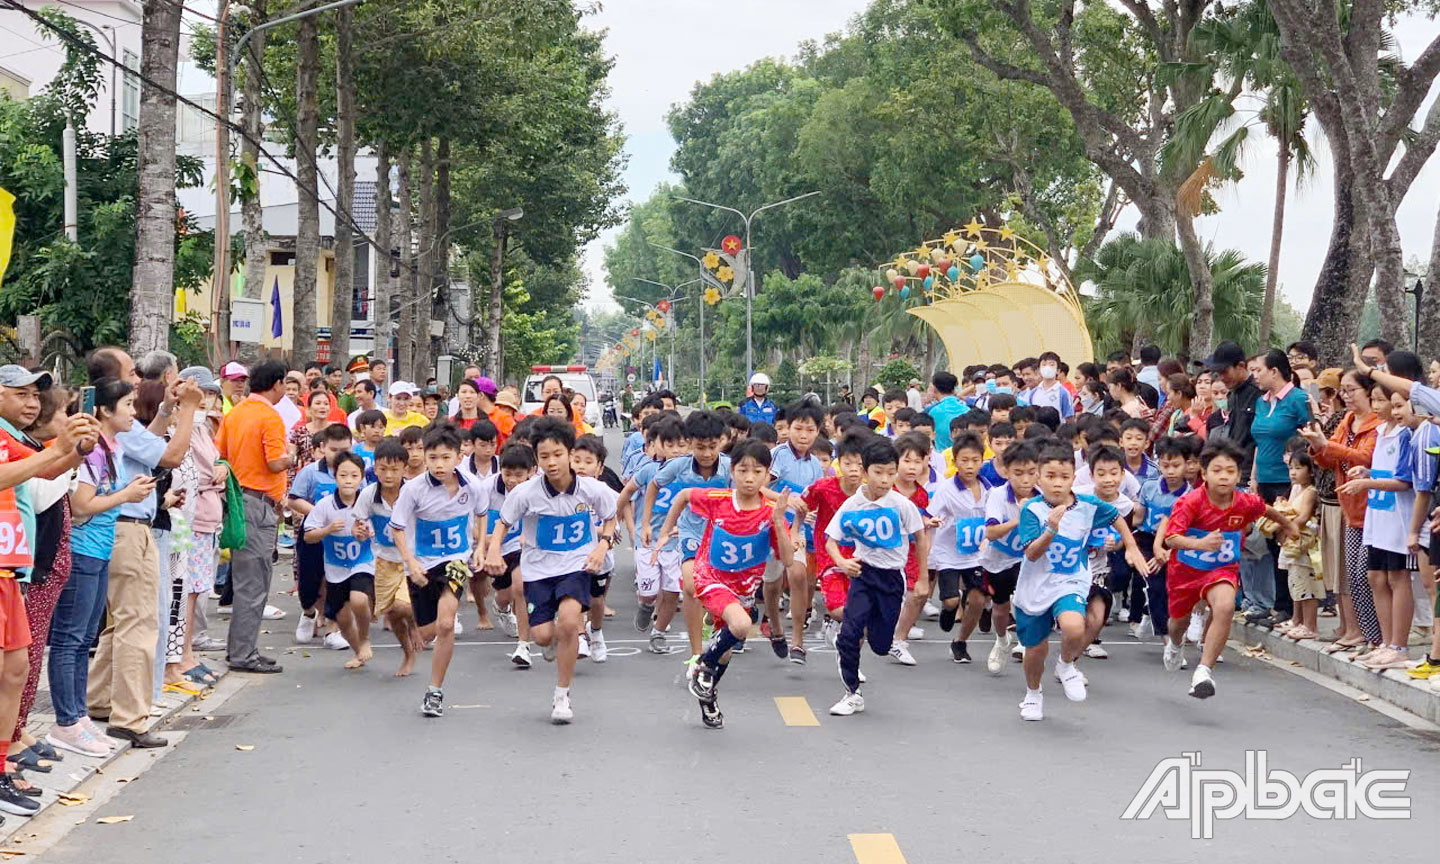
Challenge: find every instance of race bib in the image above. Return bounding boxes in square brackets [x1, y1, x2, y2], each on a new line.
[654, 482, 679, 515]
[954, 517, 986, 555]
[369, 514, 395, 548]
[1045, 534, 1086, 575]
[1141, 502, 1172, 533]
[839, 508, 903, 550]
[772, 478, 804, 495]
[1367, 469, 1396, 511]
[486, 509, 522, 542]
[1087, 526, 1119, 550]
[415, 514, 470, 558]
[536, 512, 592, 552]
[1176, 529, 1242, 571]
[707, 525, 771, 572]
[992, 527, 1027, 557]
[323, 534, 373, 569]
[0, 512, 32, 569]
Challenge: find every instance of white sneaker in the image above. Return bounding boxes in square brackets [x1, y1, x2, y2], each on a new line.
[987, 637, 1007, 674]
[542, 640, 557, 663]
[263, 604, 286, 620]
[907, 626, 924, 640]
[829, 692, 865, 716]
[295, 612, 316, 644]
[923, 601, 941, 619]
[1083, 642, 1109, 659]
[1163, 638, 1184, 672]
[1188, 665, 1216, 699]
[1129, 618, 1151, 639]
[1011, 641, 1025, 661]
[1186, 610, 1204, 643]
[216, 605, 233, 617]
[577, 633, 592, 658]
[822, 618, 839, 649]
[1019, 690, 1044, 721]
[889, 640, 917, 666]
[453, 619, 464, 635]
[497, 609, 518, 639]
[46, 723, 109, 757]
[1056, 660, 1087, 702]
[589, 628, 608, 663]
[510, 641, 532, 668]
[80, 716, 113, 749]
[322, 630, 348, 650]
[551, 691, 573, 724]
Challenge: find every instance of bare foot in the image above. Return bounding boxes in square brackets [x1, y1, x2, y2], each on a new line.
[358, 641, 373, 663]
[344, 656, 365, 670]
[604, 604, 617, 618]
[396, 653, 416, 677]
[476, 616, 495, 631]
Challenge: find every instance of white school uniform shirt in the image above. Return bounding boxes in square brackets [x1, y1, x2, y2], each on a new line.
[388, 471, 486, 571]
[824, 488, 924, 574]
[302, 492, 375, 582]
[1013, 494, 1121, 615]
[500, 474, 618, 582]
[457, 452, 498, 485]
[1362, 422, 1415, 554]
[1074, 462, 1141, 500]
[351, 482, 403, 563]
[980, 484, 1028, 572]
[928, 474, 989, 570]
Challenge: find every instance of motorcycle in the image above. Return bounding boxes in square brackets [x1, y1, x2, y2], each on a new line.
[602, 399, 618, 429]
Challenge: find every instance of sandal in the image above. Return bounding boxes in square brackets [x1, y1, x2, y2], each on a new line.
[26, 740, 60, 761]
[183, 665, 219, 686]
[162, 680, 204, 696]
[7, 746, 53, 773]
[8, 773, 40, 797]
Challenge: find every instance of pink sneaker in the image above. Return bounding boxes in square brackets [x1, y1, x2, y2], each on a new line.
[45, 723, 108, 758]
[80, 717, 114, 750]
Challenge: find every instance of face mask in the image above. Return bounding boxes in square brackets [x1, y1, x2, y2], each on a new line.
[1040, 365, 1058, 381]
[194, 410, 209, 425]
[1213, 396, 1229, 412]
[985, 380, 998, 393]
[995, 386, 1013, 396]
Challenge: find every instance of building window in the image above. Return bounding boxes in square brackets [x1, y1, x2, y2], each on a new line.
[178, 93, 216, 146]
[121, 50, 139, 131]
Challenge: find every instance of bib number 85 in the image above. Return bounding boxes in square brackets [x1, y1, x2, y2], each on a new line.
[1046, 536, 1085, 574]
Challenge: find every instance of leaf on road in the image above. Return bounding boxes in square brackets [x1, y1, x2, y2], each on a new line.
[1, 849, 28, 858]
[1356, 695, 1371, 702]
[96, 815, 134, 824]
[235, 744, 255, 751]
[57, 792, 89, 806]
[116, 777, 136, 784]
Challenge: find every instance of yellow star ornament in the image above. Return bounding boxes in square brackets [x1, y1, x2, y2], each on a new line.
[964, 219, 984, 238]
[999, 226, 1016, 242]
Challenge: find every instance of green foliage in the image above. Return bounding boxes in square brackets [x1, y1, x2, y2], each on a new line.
[874, 359, 921, 390]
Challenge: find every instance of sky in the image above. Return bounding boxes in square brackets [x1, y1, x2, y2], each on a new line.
[581, 2, 1440, 318]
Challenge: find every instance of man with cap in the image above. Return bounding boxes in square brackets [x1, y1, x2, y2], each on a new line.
[81, 348, 203, 748]
[906, 377, 924, 411]
[338, 357, 370, 413]
[1203, 340, 1262, 478]
[219, 361, 248, 414]
[382, 382, 428, 434]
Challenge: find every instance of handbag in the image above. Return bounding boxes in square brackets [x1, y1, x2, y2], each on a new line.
[217, 459, 248, 550]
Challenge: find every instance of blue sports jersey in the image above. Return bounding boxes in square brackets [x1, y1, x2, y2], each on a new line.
[653, 454, 731, 548]
[1138, 477, 1189, 535]
[978, 460, 1004, 489]
[289, 460, 337, 504]
[620, 430, 646, 480]
[632, 458, 676, 550]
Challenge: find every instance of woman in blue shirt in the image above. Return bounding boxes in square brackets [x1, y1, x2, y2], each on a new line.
[1246, 349, 1312, 623]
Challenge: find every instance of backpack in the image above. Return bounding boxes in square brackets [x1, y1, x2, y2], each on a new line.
[217, 459, 248, 550]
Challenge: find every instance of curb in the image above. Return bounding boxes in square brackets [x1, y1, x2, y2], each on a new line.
[1228, 619, 1440, 723]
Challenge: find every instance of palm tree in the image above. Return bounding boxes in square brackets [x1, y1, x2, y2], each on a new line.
[1078, 233, 1267, 356]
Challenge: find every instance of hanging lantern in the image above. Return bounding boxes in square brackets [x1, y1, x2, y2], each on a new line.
[922, 275, 934, 290]
[872, 285, 885, 301]
[916, 263, 930, 279]
[937, 258, 951, 273]
[885, 268, 898, 282]
[893, 275, 906, 290]
[899, 285, 910, 300]
[904, 259, 920, 275]
[947, 265, 960, 281]
[969, 253, 985, 273]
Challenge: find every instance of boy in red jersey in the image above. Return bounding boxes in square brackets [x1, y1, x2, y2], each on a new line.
[801, 433, 869, 650]
[654, 440, 793, 729]
[1163, 438, 1295, 699]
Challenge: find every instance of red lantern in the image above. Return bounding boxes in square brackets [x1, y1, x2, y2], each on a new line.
[916, 264, 931, 278]
[630, 328, 639, 337]
[872, 285, 885, 301]
[936, 259, 951, 273]
[657, 299, 670, 314]
[893, 275, 906, 289]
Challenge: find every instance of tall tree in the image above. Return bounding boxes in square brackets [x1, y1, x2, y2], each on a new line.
[373, 144, 392, 371]
[128, 0, 184, 354]
[291, 13, 320, 364]
[434, 137, 453, 358]
[329, 2, 357, 366]
[413, 138, 436, 380]
[238, 0, 268, 364]
[394, 151, 414, 376]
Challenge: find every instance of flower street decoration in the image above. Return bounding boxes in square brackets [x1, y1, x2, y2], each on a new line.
[703, 287, 722, 305]
[716, 265, 735, 283]
[702, 251, 720, 270]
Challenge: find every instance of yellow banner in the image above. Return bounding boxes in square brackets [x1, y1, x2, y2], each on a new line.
[0, 186, 14, 291]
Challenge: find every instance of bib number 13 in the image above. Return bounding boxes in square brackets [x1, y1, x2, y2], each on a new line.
[536, 513, 592, 552]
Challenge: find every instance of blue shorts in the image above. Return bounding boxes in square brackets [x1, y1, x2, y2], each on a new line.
[679, 536, 701, 562]
[1014, 593, 1087, 647]
[524, 572, 591, 626]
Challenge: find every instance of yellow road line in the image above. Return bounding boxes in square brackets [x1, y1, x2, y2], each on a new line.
[848, 834, 907, 864]
[773, 696, 820, 726]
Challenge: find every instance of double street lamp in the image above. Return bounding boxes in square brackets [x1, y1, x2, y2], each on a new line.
[618, 279, 698, 391]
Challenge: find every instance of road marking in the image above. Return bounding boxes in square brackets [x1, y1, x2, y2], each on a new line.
[848, 833, 907, 864]
[773, 696, 819, 726]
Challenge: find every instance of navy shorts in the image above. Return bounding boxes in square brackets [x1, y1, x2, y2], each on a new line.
[525, 571, 591, 626]
[983, 565, 1020, 605]
[937, 567, 985, 601]
[323, 573, 375, 621]
[412, 564, 460, 628]
[492, 550, 521, 591]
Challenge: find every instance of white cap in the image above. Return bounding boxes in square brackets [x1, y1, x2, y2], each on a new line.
[750, 372, 771, 387]
[220, 361, 249, 380]
[388, 380, 418, 397]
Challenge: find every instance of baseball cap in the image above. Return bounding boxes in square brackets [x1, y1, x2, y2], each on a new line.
[220, 361, 249, 380]
[389, 380, 418, 397]
[1203, 341, 1247, 373]
[473, 375, 498, 397]
[0, 365, 51, 390]
[1315, 368, 1342, 392]
[495, 388, 522, 411]
[179, 365, 221, 393]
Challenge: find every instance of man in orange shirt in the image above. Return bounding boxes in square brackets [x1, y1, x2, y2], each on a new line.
[474, 376, 514, 448]
[217, 360, 293, 674]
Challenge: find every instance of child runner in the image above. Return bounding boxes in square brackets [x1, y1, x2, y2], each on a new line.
[302, 452, 376, 669]
[351, 409, 386, 469]
[658, 440, 792, 728]
[1013, 442, 1150, 721]
[824, 437, 928, 716]
[288, 423, 352, 650]
[351, 439, 420, 676]
[399, 425, 427, 481]
[649, 411, 731, 664]
[458, 420, 500, 631]
[770, 404, 826, 662]
[572, 434, 622, 663]
[887, 432, 933, 665]
[389, 425, 487, 717]
[1137, 436, 1191, 652]
[623, 416, 686, 651]
[482, 443, 537, 667]
[979, 441, 1039, 673]
[487, 418, 618, 724]
[1162, 438, 1296, 697]
[1077, 444, 1145, 662]
[928, 433, 989, 665]
[803, 432, 868, 651]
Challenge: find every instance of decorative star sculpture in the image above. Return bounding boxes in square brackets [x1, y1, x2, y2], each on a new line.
[964, 218, 984, 238]
[999, 226, 1016, 242]
[943, 230, 959, 247]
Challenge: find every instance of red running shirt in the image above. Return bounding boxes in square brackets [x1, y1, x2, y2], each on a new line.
[690, 489, 779, 589]
[1164, 487, 1266, 583]
[802, 476, 856, 572]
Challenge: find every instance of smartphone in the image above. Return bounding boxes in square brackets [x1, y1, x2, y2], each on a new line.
[80, 386, 95, 415]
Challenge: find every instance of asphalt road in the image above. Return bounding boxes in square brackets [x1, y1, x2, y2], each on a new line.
[36, 427, 1440, 863]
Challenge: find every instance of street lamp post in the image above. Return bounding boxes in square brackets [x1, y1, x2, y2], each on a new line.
[673, 191, 820, 378]
[622, 283, 697, 393]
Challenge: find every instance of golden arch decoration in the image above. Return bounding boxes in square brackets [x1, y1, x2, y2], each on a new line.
[878, 220, 1093, 370]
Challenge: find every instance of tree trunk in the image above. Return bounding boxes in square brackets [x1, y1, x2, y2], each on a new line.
[373, 144, 392, 365]
[128, 0, 183, 355]
[435, 138, 453, 358]
[1362, 184, 1411, 345]
[394, 152, 414, 377]
[486, 223, 507, 383]
[1260, 145, 1290, 347]
[329, 3, 356, 367]
[1176, 212, 1215, 359]
[413, 139, 435, 382]
[1302, 144, 1359, 364]
[238, 0, 267, 365]
[1421, 196, 1440, 352]
[291, 14, 320, 365]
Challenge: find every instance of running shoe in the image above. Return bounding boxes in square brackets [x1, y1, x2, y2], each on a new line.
[922, 601, 941, 619]
[45, 723, 108, 758]
[770, 634, 788, 659]
[588, 627, 608, 663]
[1406, 658, 1440, 680]
[689, 665, 717, 702]
[295, 612, 316, 644]
[1188, 665, 1216, 699]
[1082, 642, 1108, 659]
[635, 602, 654, 633]
[322, 631, 348, 651]
[1185, 611, 1204, 644]
[1011, 641, 1025, 661]
[698, 697, 724, 729]
[578, 633, 592, 659]
[648, 629, 668, 654]
[0, 776, 39, 816]
[979, 606, 992, 634]
[551, 691, 573, 724]
[987, 637, 1007, 674]
[890, 641, 917, 666]
[907, 626, 924, 640]
[828, 692, 865, 716]
[788, 645, 807, 665]
[510, 641, 532, 668]
[1129, 618, 1151, 639]
[1019, 690, 1043, 721]
[1163, 639, 1184, 672]
[542, 640, 557, 663]
[950, 641, 971, 664]
[421, 687, 444, 718]
[453, 618, 464, 636]
[1055, 660, 1087, 702]
[939, 606, 957, 632]
[821, 618, 839, 649]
